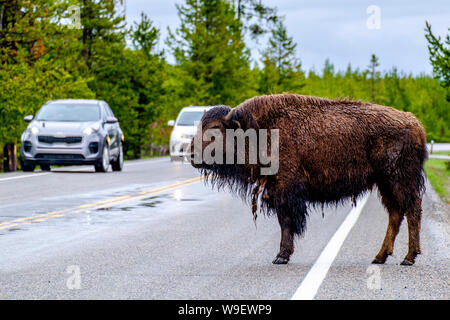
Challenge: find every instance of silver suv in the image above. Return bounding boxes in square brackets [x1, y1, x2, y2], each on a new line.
[20, 99, 124, 172]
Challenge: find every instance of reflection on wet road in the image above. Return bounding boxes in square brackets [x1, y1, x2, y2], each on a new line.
[0, 158, 448, 299]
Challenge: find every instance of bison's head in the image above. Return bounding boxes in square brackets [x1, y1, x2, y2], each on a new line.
[188, 105, 241, 168]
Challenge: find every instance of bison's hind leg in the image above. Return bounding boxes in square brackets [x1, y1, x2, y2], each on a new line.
[372, 196, 404, 264]
[401, 198, 422, 266]
[374, 181, 423, 265]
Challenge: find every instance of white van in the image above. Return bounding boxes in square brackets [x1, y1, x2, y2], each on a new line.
[168, 106, 213, 161]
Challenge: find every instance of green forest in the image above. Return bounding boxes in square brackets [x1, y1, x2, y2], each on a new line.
[1, 0, 449, 172]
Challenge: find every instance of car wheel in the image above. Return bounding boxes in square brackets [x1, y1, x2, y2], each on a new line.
[111, 143, 124, 172]
[95, 143, 110, 173]
[22, 163, 35, 172]
[40, 164, 51, 171]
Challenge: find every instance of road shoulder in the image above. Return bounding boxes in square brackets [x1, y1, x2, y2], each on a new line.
[314, 185, 450, 300]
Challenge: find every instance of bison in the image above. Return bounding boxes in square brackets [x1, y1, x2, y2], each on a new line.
[189, 93, 427, 266]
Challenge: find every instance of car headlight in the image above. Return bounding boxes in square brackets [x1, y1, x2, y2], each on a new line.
[29, 126, 39, 135]
[172, 131, 183, 140]
[83, 127, 94, 135]
[83, 127, 98, 136]
[83, 123, 100, 136]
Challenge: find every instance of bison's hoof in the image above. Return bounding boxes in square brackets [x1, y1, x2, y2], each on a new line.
[400, 259, 414, 266]
[371, 258, 385, 264]
[272, 256, 289, 264]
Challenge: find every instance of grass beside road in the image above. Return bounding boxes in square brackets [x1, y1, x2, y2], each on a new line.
[425, 159, 450, 204]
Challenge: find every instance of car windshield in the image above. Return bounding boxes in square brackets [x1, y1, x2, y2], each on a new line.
[36, 104, 100, 122]
[176, 111, 204, 126]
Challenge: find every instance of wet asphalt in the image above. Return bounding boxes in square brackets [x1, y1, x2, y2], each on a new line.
[0, 158, 448, 299]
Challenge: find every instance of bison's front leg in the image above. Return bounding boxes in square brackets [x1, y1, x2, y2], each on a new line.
[273, 214, 295, 264]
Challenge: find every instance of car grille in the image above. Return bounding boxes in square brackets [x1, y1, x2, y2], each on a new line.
[38, 136, 82, 144]
[35, 154, 85, 160]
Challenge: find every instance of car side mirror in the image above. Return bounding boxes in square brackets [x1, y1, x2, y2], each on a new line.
[24, 115, 34, 122]
[106, 116, 118, 124]
[167, 120, 175, 126]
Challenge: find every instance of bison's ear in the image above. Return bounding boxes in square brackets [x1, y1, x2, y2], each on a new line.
[222, 108, 241, 129]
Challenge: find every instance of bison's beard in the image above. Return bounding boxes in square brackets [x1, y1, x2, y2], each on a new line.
[198, 163, 254, 201]
[197, 162, 309, 237]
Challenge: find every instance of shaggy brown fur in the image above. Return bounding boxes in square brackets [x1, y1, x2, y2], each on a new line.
[190, 93, 427, 265]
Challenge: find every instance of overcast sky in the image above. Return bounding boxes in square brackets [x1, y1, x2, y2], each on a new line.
[124, 0, 449, 75]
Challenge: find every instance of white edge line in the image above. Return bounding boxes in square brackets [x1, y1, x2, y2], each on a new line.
[291, 193, 370, 300]
[0, 158, 170, 179]
[0, 173, 51, 182]
[124, 158, 169, 167]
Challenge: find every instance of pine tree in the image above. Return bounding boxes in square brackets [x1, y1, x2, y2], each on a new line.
[0, 0, 94, 171]
[383, 67, 409, 110]
[369, 54, 380, 102]
[89, 11, 166, 159]
[79, 0, 125, 69]
[425, 21, 450, 100]
[167, 0, 254, 106]
[260, 20, 304, 93]
[131, 12, 160, 58]
[234, 0, 279, 39]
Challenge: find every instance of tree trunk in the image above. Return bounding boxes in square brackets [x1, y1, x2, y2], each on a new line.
[371, 75, 375, 102]
[81, 0, 92, 68]
[237, 0, 241, 21]
[3, 143, 18, 172]
[0, 146, 3, 172]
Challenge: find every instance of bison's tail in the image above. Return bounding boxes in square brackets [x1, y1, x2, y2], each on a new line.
[408, 126, 428, 200]
[410, 119, 428, 199]
[417, 143, 428, 196]
[376, 129, 428, 212]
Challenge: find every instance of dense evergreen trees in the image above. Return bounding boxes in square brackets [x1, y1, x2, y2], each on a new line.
[0, 0, 448, 171]
[259, 20, 304, 94]
[167, 0, 255, 106]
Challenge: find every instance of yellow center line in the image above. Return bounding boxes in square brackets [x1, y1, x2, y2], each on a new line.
[0, 217, 32, 224]
[0, 208, 73, 226]
[0, 176, 203, 230]
[0, 223, 18, 230]
[92, 179, 201, 210]
[74, 178, 202, 213]
[76, 195, 133, 209]
[31, 214, 64, 223]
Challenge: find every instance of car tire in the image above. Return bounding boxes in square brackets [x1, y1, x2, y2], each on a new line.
[22, 163, 35, 172]
[95, 143, 110, 173]
[111, 143, 124, 172]
[40, 164, 51, 171]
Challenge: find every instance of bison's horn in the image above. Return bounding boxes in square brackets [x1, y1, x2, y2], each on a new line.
[223, 108, 235, 122]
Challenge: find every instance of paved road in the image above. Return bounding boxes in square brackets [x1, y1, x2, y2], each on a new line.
[427, 142, 450, 153]
[429, 155, 450, 160]
[0, 158, 448, 299]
